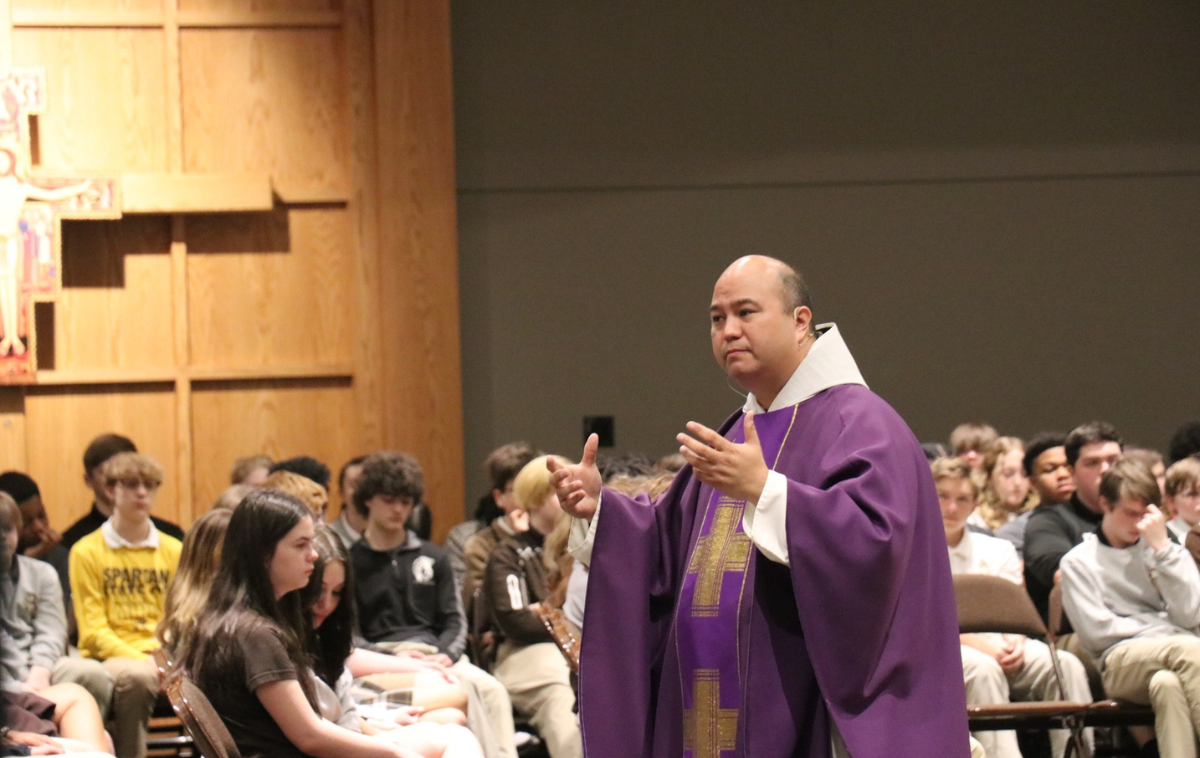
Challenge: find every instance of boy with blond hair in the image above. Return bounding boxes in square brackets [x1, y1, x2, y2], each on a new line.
[68, 452, 181, 758]
[1164, 457, 1200, 545]
[934, 457, 1092, 758]
[1062, 460, 1200, 758]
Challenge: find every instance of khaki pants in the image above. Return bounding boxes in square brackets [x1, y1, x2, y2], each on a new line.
[493, 642, 580, 758]
[101, 658, 158, 758]
[962, 639, 1093, 758]
[1103, 636, 1200, 758]
[52, 657, 114, 719]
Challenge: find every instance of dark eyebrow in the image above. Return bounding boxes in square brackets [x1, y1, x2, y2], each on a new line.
[710, 298, 761, 312]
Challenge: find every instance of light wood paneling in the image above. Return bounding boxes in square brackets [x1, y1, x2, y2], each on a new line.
[13, 0, 161, 12]
[179, 0, 338, 13]
[24, 386, 180, 527]
[179, 27, 348, 191]
[51, 217, 174, 370]
[190, 379, 358, 516]
[0, 391, 27, 472]
[343, 0, 383, 453]
[11, 28, 168, 171]
[185, 208, 353, 367]
[374, 0, 463, 541]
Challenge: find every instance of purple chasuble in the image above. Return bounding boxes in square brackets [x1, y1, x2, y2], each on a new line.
[577, 384, 968, 758]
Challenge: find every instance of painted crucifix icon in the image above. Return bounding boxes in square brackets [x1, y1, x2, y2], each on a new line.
[0, 68, 121, 382]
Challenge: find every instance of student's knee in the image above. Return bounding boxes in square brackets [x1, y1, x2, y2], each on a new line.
[961, 648, 1005, 687]
[109, 662, 158, 697]
[1148, 669, 1185, 707]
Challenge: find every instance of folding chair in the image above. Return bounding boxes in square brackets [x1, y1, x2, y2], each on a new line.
[1047, 585, 1155, 756]
[166, 675, 242, 758]
[953, 574, 1090, 757]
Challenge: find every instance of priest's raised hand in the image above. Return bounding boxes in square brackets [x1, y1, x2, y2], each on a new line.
[676, 412, 769, 504]
[548, 433, 602, 520]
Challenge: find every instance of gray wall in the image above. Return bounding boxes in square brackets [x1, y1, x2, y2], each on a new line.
[452, 1, 1200, 511]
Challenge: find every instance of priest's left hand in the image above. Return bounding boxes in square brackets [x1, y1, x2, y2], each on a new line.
[677, 412, 770, 504]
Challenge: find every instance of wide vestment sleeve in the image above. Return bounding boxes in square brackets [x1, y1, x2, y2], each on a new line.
[779, 387, 969, 758]
[577, 458, 710, 758]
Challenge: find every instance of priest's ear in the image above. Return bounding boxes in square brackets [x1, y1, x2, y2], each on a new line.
[792, 305, 813, 338]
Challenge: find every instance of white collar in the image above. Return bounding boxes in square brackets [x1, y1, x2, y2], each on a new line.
[744, 323, 868, 414]
[947, 530, 974, 558]
[101, 517, 160, 549]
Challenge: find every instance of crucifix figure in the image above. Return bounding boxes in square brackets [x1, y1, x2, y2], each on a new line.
[0, 68, 120, 382]
[686, 499, 752, 617]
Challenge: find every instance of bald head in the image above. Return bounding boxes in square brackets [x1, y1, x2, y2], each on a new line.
[717, 256, 811, 315]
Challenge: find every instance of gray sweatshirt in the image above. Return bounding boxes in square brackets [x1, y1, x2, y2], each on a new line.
[0, 554, 67, 689]
[1060, 532, 1200, 668]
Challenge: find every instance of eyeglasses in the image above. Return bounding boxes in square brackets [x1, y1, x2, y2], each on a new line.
[115, 479, 160, 492]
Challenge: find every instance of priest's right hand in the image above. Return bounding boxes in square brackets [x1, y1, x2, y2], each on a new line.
[549, 433, 602, 521]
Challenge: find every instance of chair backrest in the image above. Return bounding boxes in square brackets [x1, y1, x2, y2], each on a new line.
[166, 676, 242, 758]
[534, 604, 581, 672]
[150, 648, 173, 679]
[953, 574, 1048, 638]
[1047, 583, 1072, 642]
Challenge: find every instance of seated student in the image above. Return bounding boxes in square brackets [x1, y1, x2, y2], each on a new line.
[271, 456, 333, 490]
[1061, 459, 1200, 758]
[230, 454, 272, 487]
[996, 433, 1075, 558]
[1025, 421, 1124, 622]
[934, 457, 1092, 758]
[1164, 457, 1200, 545]
[62, 435, 183, 550]
[970, 437, 1038, 534]
[330, 457, 368, 548]
[157, 508, 234, 652]
[445, 444, 538, 594]
[0, 681, 113, 755]
[173, 490, 421, 758]
[351, 452, 517, 758]
[0, 472, 74, 638]
[308, 527, 486, 758]
[461, 480, 529, 602]
[1126, 448, 1168, 508]
[1169, 421, 1200, 466]
[951, 422, 999, 471]
[267, 470, 331, 520]
[482, 456, 581, 758]
[69, 453, 182, 758]
[0, 492, 113, 735]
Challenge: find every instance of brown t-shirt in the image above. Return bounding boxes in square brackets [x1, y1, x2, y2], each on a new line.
[203, 622, 312, 758]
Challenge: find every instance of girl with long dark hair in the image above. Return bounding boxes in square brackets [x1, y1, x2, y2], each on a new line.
[174, 490, 420, 758]
[307, 526, 482, 757]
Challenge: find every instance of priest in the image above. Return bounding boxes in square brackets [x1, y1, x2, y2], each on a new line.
[549, 255, 969, 758]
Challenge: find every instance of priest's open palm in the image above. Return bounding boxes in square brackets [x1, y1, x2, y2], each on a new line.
[549, 433, 602, 520]
[678, 412, 770, 503]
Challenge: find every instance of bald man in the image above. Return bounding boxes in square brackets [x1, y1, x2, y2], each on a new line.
[552, 256, 968, 758]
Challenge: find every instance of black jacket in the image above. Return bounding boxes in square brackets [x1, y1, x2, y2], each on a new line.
[351, 532, 465, 659]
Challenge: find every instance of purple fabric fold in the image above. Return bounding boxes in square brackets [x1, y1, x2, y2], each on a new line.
[578, 384, 968, 758]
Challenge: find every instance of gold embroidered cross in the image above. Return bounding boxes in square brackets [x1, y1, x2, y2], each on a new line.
[683, 669, 738, 758]
[686, 500, 751, 617]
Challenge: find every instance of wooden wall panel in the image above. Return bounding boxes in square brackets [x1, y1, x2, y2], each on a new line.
[11, 29, 168, 172]
[189, 380, 359, 517]
[0, 393, 26, 472]
[51, 217, 174, 370]
[185, 208, 353, 367]
[374, 0, 463, 542]
[24, 387, 180, 527]
[178, 0, 338, 11]
[179, 28, 348, 193]
[13, 0, 160, 11]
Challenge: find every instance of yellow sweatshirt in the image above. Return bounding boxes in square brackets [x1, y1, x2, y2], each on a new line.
[68, 522, 182, 661]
